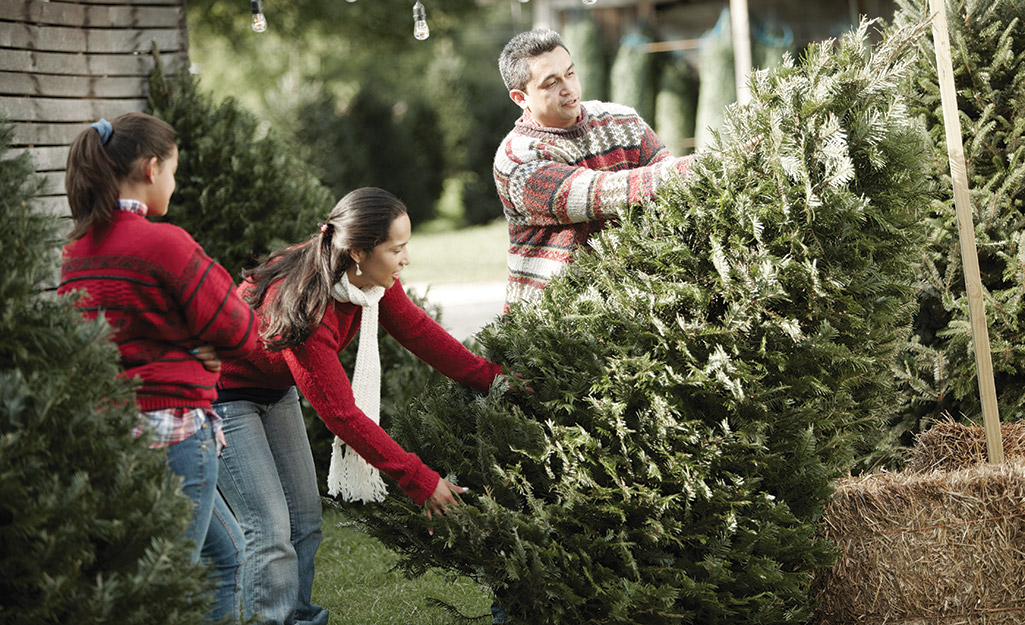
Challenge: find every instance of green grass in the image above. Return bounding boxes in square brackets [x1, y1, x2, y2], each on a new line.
[404, 219, 508, 286]
[312, 507, 492, 625]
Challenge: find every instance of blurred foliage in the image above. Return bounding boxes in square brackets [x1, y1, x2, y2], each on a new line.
[296, 86, 442, 226]
[186, 0, 526, 227]
[563, 12, 609, 103]
[148, 50, 331, 279]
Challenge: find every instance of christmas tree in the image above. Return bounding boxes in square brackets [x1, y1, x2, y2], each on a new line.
[887, 0, 1025, 446]
[339, 21, 931, 625]
[146, 48, 332, 280]
[0, 122, 213, 623]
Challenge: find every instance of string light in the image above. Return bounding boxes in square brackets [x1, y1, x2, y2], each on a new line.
[412, 1, 429, 40]
[251, 0, 267, 32]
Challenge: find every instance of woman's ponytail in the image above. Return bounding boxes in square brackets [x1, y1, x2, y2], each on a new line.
[244, 187, 406, 352]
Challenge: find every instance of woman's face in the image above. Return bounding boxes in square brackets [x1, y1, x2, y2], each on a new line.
[349, 212, 411, 290]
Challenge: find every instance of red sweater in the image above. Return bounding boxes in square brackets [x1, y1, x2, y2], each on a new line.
[219, 279, 503, 505]
[59, 211, 257, 411]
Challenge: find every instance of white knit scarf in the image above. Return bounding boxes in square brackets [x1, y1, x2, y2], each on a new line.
[326, 272, 389, 503]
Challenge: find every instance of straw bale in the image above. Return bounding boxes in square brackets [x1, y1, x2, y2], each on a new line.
[904, 419, 1025, 473]
[813, 461, 1025, 624]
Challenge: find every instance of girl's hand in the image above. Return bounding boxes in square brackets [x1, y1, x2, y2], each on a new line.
[191, 345, 222, 372]
[425, 478, 468, 531]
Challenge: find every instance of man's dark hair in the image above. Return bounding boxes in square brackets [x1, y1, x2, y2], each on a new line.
[498, 28, 568, 92]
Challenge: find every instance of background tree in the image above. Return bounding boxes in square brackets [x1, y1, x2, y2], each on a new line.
[147, 51, 332, 279]
[185, 0, 519, 227]
[884, 0, 1025, 458]
[655, 54, 699, 156]
[0, 122, 213, 625]
[563, 12, 609, 103]
[609, 27, 657, 124]
[339, 22, 931, 624]
[296, 85, 440, 226]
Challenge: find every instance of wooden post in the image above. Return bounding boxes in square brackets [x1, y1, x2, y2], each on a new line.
[928, 0, 1004, 463]
[729, 0, 752, 105]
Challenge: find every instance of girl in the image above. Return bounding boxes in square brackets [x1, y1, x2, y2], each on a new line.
[214, 187, 504, 625]
[58, 113, 257, 622]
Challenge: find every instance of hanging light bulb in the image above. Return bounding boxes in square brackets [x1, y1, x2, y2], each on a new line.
[346, 0, 357, 3]
[518, 0, 530, 4]
[251, 0, 267, 32]
[582, 0, 597, 4]
[412, 1, 429, 40]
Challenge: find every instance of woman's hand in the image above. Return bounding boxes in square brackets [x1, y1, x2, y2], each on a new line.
[424, 477, 468, 531]
[191, 345, 222, 372]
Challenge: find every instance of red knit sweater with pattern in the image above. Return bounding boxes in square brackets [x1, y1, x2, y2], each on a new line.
[59, 211, 258, 411]
[218, 279, 503, 505]
[493, 101, 696, 307]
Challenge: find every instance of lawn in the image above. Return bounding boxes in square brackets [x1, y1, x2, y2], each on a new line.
[403, 218, 508, 286]
[312, 507, 493, 625]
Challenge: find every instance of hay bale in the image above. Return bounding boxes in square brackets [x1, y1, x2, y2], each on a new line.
[813, 461, 1025, 624]
[905, 419, 1025, 472]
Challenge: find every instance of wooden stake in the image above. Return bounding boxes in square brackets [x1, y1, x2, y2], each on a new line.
[928, 0, 1004, 463]
[729, 0, 752, 106]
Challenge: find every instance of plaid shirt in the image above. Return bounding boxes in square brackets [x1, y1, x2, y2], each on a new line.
[117, 198, 148, 215]
[132, 407, 224, 449]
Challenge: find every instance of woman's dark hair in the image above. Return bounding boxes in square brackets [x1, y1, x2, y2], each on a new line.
[245, 187, 408, 352]
[65, 112, 177, 240]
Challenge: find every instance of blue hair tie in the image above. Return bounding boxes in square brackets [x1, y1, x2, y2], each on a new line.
[91, 119, 113, 145]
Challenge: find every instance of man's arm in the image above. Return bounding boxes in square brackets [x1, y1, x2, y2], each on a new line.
[495, 136, 695, 227]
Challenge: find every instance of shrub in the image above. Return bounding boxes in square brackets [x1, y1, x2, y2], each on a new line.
[147, 50, 332, 280]
[882, 0, 1025, 460]
[295, 86, 441, 228]
[339, 21, 931, 624]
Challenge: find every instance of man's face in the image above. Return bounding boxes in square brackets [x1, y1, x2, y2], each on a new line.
[510, 46, 581, 129]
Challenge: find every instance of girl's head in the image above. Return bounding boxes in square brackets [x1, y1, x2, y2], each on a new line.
[65, 112, 178, 240]
[245, 187, 411, 351]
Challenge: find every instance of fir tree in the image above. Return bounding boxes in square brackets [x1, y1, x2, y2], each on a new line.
[563, 13, 609, 103]
[610, 28, 657, 125]
[0, 122, 213, 623]
[654, 56, 699, 156]
[886, 0, 1025, 451]
[338, 22, 931, 625]
[146, 49, 332, 280]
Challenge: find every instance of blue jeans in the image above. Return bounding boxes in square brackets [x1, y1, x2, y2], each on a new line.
[214, 388, 329, 625]
[164, 417, 245, 623]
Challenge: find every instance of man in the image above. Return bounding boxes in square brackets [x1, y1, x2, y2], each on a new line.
[494, 27, 697, 308]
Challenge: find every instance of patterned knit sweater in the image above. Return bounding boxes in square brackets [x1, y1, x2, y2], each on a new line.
[218, 279, 503, 505]
[493, 100, 695, 306]
[59, 211, 257, 411]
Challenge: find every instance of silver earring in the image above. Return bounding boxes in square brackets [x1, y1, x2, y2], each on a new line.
[354, 264, 362, 276]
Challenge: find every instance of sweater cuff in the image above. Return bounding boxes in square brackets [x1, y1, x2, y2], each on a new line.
[399, 464, 441, 506]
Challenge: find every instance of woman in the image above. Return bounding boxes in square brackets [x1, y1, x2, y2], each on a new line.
[214, 187, 504, 625]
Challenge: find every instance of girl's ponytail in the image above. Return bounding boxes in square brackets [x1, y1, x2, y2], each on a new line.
[66, 124, 119, 240]
[64, 113, 177, 240]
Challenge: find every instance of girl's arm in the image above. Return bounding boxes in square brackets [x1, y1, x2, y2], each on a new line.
[175, 236, 257, 359]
